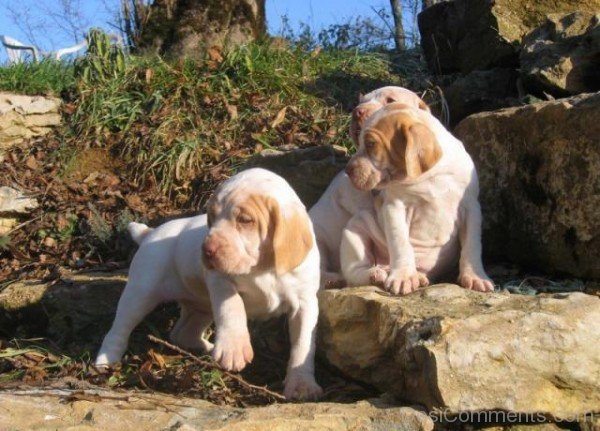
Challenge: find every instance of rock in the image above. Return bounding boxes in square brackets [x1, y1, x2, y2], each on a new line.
[441, 68, 519, 126]
[0, 186, 39, 234]
[318, 284, 600, 418]
[0, 92, 61, 148]
[581, 414, 600, 431]
[243, 145, 348, 208]
[0, 216, 18, 234]
[418, 0, 600, 74]
[454, 92, 600, 279]
[520, 12, 600, 97]
[0, 186, 39, 215]
[0, 271, 127, 353]
[0, 389, 433, 431]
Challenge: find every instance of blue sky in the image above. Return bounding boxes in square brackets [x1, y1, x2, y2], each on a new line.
[0, 0, 395, 62]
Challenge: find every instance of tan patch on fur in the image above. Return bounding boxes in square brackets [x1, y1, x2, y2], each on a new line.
[271, 203, 313, 275]
[242, 194, 313, 274]
[365, 109, 442, 179]
[403, 122, 442, 177]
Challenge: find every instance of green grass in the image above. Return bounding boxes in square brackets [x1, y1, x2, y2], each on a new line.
[1, 43, 430, 206]
[0, 59, 75, 96]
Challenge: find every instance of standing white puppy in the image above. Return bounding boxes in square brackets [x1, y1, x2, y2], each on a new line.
[342, 103, 494, 294]
[96, 168, 322, 400]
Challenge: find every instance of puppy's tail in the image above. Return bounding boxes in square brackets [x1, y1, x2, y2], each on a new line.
[128, 222, 153, 245]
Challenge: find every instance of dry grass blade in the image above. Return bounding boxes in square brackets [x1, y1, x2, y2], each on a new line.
[147, 335, 286, 402]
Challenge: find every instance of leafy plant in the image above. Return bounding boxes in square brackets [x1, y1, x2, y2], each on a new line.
[74, 28, 126, 86]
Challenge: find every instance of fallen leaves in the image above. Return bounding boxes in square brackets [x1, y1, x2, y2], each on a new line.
[270, 106, 287, 129]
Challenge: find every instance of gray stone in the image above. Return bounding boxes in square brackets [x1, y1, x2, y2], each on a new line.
[0, 389, 433, 431]
[243, 145, 348, 208]
[454, 92, 600, 279]
[318, 284, 600, 419]
[0, 186, 39, 215]
[520, 12, 600, 97]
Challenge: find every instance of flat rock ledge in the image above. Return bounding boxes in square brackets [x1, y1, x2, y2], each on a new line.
[318, 284, 600, 419]
[0, 389, 433, 431]
[0, 92, 62, 149]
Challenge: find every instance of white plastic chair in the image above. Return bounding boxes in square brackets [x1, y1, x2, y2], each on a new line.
[1, 35, 39, 63]
[2, 32, 124, 65]
[53, 40, 88, 60]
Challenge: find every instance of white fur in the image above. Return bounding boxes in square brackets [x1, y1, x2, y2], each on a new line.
[310, 86, 428, 287]
[95, 168, 322, 400]
[341, 107, 494, 294]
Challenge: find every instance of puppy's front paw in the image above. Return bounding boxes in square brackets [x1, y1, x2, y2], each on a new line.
[384, 268, 429, 295]
[284, 372, 323, 401]
[368, 265, 389, 286]
[459, 271, 494, 292]
[94, 352, 120, 368]
[212, 330, 254, 372]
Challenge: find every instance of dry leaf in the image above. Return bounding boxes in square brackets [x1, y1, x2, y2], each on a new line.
[208, 46, 224, 63]
[226, 104, 238, 120]
[43, 237, 57, 248]
[271, 107, 287, 129]
[25, 156, 38, 170]
[148, 349, 166, 369]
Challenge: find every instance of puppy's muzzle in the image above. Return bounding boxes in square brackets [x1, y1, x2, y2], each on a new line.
[202, 234, 221, 268]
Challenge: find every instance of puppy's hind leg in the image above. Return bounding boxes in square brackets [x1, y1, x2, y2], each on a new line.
[95, 282, 161, 366]
[170, 303, 214, 353]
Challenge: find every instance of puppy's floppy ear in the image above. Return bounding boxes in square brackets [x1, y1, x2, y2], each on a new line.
[394, 122, 442, 179]
[270, 201, 313, 275]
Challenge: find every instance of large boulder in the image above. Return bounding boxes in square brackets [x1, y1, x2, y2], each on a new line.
[0, 92, 61, 148]
[520, 12, 600, 97]
[318, 284, 600, 418]
[454, 92, 600, 279]
[441, 68, 519, 126]
[0, 390, 433, 431]
[418, 0, 600, 74]
[243, 145, 348, 209]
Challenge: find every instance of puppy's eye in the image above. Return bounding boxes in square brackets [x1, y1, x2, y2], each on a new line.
[237, 214, 254, 225]
[386, 97, 396, 103]
[364, 140, 375, 151]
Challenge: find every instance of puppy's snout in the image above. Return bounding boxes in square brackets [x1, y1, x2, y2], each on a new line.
[203, 236, 219, 260]
[354, 107, 365, 118]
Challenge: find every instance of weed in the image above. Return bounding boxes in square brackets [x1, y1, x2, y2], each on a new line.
[0, 235, 10, 251]
[87, 204, 113, 244]
[74, 29, 127, 86]
[57, 42, 425, 204]
[0, 59, 75, 96]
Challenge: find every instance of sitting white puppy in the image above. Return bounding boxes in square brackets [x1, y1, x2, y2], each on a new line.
[310, 86, 430, 287]
[342, 103, 494, 294]
[95, 168, 322, 400]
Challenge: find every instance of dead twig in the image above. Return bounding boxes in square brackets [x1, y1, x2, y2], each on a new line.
[147, 335, 286, 402]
